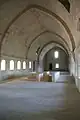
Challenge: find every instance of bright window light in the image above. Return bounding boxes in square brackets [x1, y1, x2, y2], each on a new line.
[55, 63, 59, 68]
[10, 60, 14, 70]
[54, 51, 59, 58]
[1, 60, 6, 71]
[17, 61, 21, 70]
[23, 61, 26, 69]
[29, 61, 32, 69]
[47, 71, 50, 75]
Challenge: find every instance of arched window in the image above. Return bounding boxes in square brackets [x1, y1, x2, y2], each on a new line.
[55, 63, 59, 68]
[23, 61, 26, 69]
[29, 61, 32, 69]
[54, 51, 59, 59]
[1, 60, 6, 71]
[10, 60, 14, 70]
[17, 61, 21, 70]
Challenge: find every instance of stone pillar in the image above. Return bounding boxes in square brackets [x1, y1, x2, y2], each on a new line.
[6, 59, 10, 71]
[21, 60, 23, 70]
[15, 60, 17, 70]
[37, 60, 43, 73]
[34, 60, 38, 72]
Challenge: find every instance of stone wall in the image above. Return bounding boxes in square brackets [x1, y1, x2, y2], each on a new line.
[43, 47, 69, 71]
[0, 55, 33, 81]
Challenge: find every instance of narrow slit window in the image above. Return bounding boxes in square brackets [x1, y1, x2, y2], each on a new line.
[10, 60, 14, 70]
[23, 61, 26, 69]
[29, 61, 32, 69]
[1, 60, 6, 71]
[54, 51, 59, 59]
[77, 18, 80, 31]
[55, 63, 59, 69]
[17, 61, 21, 70]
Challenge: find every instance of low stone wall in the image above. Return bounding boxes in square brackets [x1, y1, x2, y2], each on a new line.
[0, 70, 34, 81]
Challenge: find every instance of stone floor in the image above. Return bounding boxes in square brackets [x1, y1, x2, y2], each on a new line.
[0, 78, 80, 120]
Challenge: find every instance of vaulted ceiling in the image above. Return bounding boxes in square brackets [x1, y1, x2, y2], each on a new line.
[0, 0, 77, 60]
